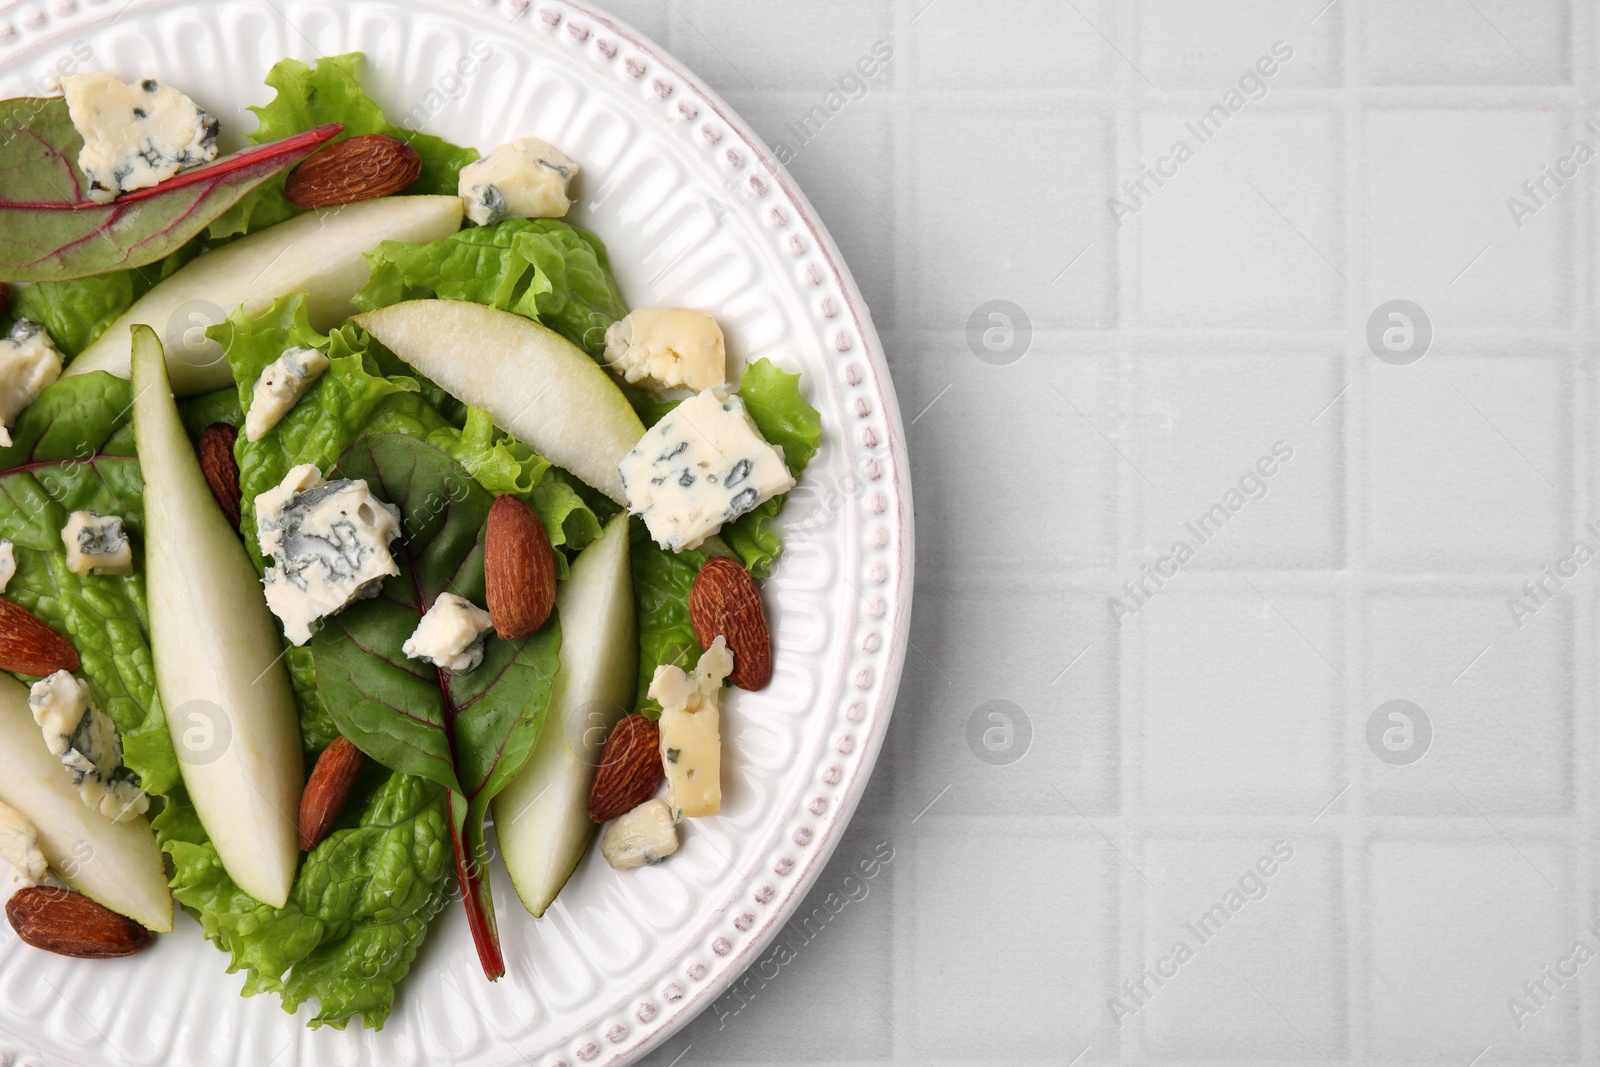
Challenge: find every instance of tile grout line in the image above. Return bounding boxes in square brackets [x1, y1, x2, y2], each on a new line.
[1568, 4, 1595, 1062]
[1113, 0, 1145, 1057]
[1339, 2, 1367, 1061]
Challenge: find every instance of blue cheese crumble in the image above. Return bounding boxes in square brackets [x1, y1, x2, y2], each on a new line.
[28, 670, 148, 822]
[244, 346, 329, 442]
[60, 72, 220, 203]
[600, 798, 681, 869]
[61, 511, 133, 576]
[618, 389, 795, 552]
[0, 320, 63, 448]
[256, 464, 403, 646]
[458, 137, 578, 225]
[402, 593, 494, 675]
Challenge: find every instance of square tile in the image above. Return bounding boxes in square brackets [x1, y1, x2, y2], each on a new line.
[910, 344, 1118, 577]
[1139, 0, 1341, 87]
[1135, 351, 1345, 570]
[913, 0, 1116, 91]
[1137, 837, 1345, 1058]
[897, 576, 1120, 820]
[671, 1, 893, 91]
[1364, 0, 1571, 85]
[907, 826, 1115, 1059]
[911, 110, 1116, 330]
[1361, 593, 1573, 816]
[1361, 349, 1571, 570]
[1138, 593, 1341, 815]
[1364, 838, 1576, 1059]
[1134, 110, 1342, 327]
[1364, 109, 1573, 329]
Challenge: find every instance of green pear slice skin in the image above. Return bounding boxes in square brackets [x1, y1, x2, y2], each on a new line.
[494, 512, 637, 916]
[67, 195, 464, 396]
[0, 675, 172, 932]
[354, 299, 645, 503]
[131, 325, 304, 908]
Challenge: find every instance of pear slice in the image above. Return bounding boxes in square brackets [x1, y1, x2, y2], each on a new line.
[494, 512, 636, 916]
[0, 675, 171, 932]
[354, 300, 645, 503]
[131, 325, 304, 908]
[67, 195, 464, 396]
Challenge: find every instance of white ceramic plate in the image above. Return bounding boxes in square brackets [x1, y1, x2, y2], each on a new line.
[0, 2, 910, 1063]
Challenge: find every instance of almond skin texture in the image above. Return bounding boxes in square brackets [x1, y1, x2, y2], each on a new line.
[485, 495, 557, 639]
[588, 714, 664, 823]
[0, 597, 78, 676]
[7, 885, 154, 958]
[299, 736, 365, 851]
[690, 557, 772, 690]
[197, 422, 243, 528]
[285, 134, 422, 209]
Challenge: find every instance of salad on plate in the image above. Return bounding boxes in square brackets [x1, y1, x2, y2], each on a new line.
[0, 52, 820, 1029]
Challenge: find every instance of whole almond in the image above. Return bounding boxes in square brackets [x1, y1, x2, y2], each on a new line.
[299, 735, 365, 851]
[285, 134, 422, 209]
[484, 495, 556, 640]
[197, 423, 242, 528]
[6, 885, 154, 958]
[0, 597, 78, 677]
[588, 714, 664, 823]
[689, 557, 772, 690]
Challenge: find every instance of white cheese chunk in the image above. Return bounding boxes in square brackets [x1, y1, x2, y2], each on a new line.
[402, 593, 494, 675]
[0, 801, 47, 887]
[600, 798, 681, 869]
[0, 541, 14, 594]
[0, 320, 64, 447]
[651, 636, 732, 818]
[256, 464, 404, 646]
[459, 137, 578, 225]
[604, 309, 726, 393]
[28, 671, 149, 822]
[61, 511, 133, 576]
[618, 389, 796, 552]
[244, 346, 330, 442]
[61, 72, 220, 204]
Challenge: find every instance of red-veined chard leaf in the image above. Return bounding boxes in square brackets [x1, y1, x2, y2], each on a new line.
[308, 432, 560, 980]
[0, 96, 341, 282]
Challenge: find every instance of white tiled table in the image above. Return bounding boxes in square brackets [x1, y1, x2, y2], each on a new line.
[604, 1, 1594, 1063]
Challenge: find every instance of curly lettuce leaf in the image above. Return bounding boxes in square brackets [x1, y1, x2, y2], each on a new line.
[427, 407, 599, 557]
[156, 769, 450, 1030]
[630, 520, 705, 718]
[210, 53, 477, 239]
[352, 218, 628, 357]
[719, 359, 823, 579]
[212, 295, 439, 562]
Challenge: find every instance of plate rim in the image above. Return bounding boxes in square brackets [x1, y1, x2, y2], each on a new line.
[0, 1, 914, 1063]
